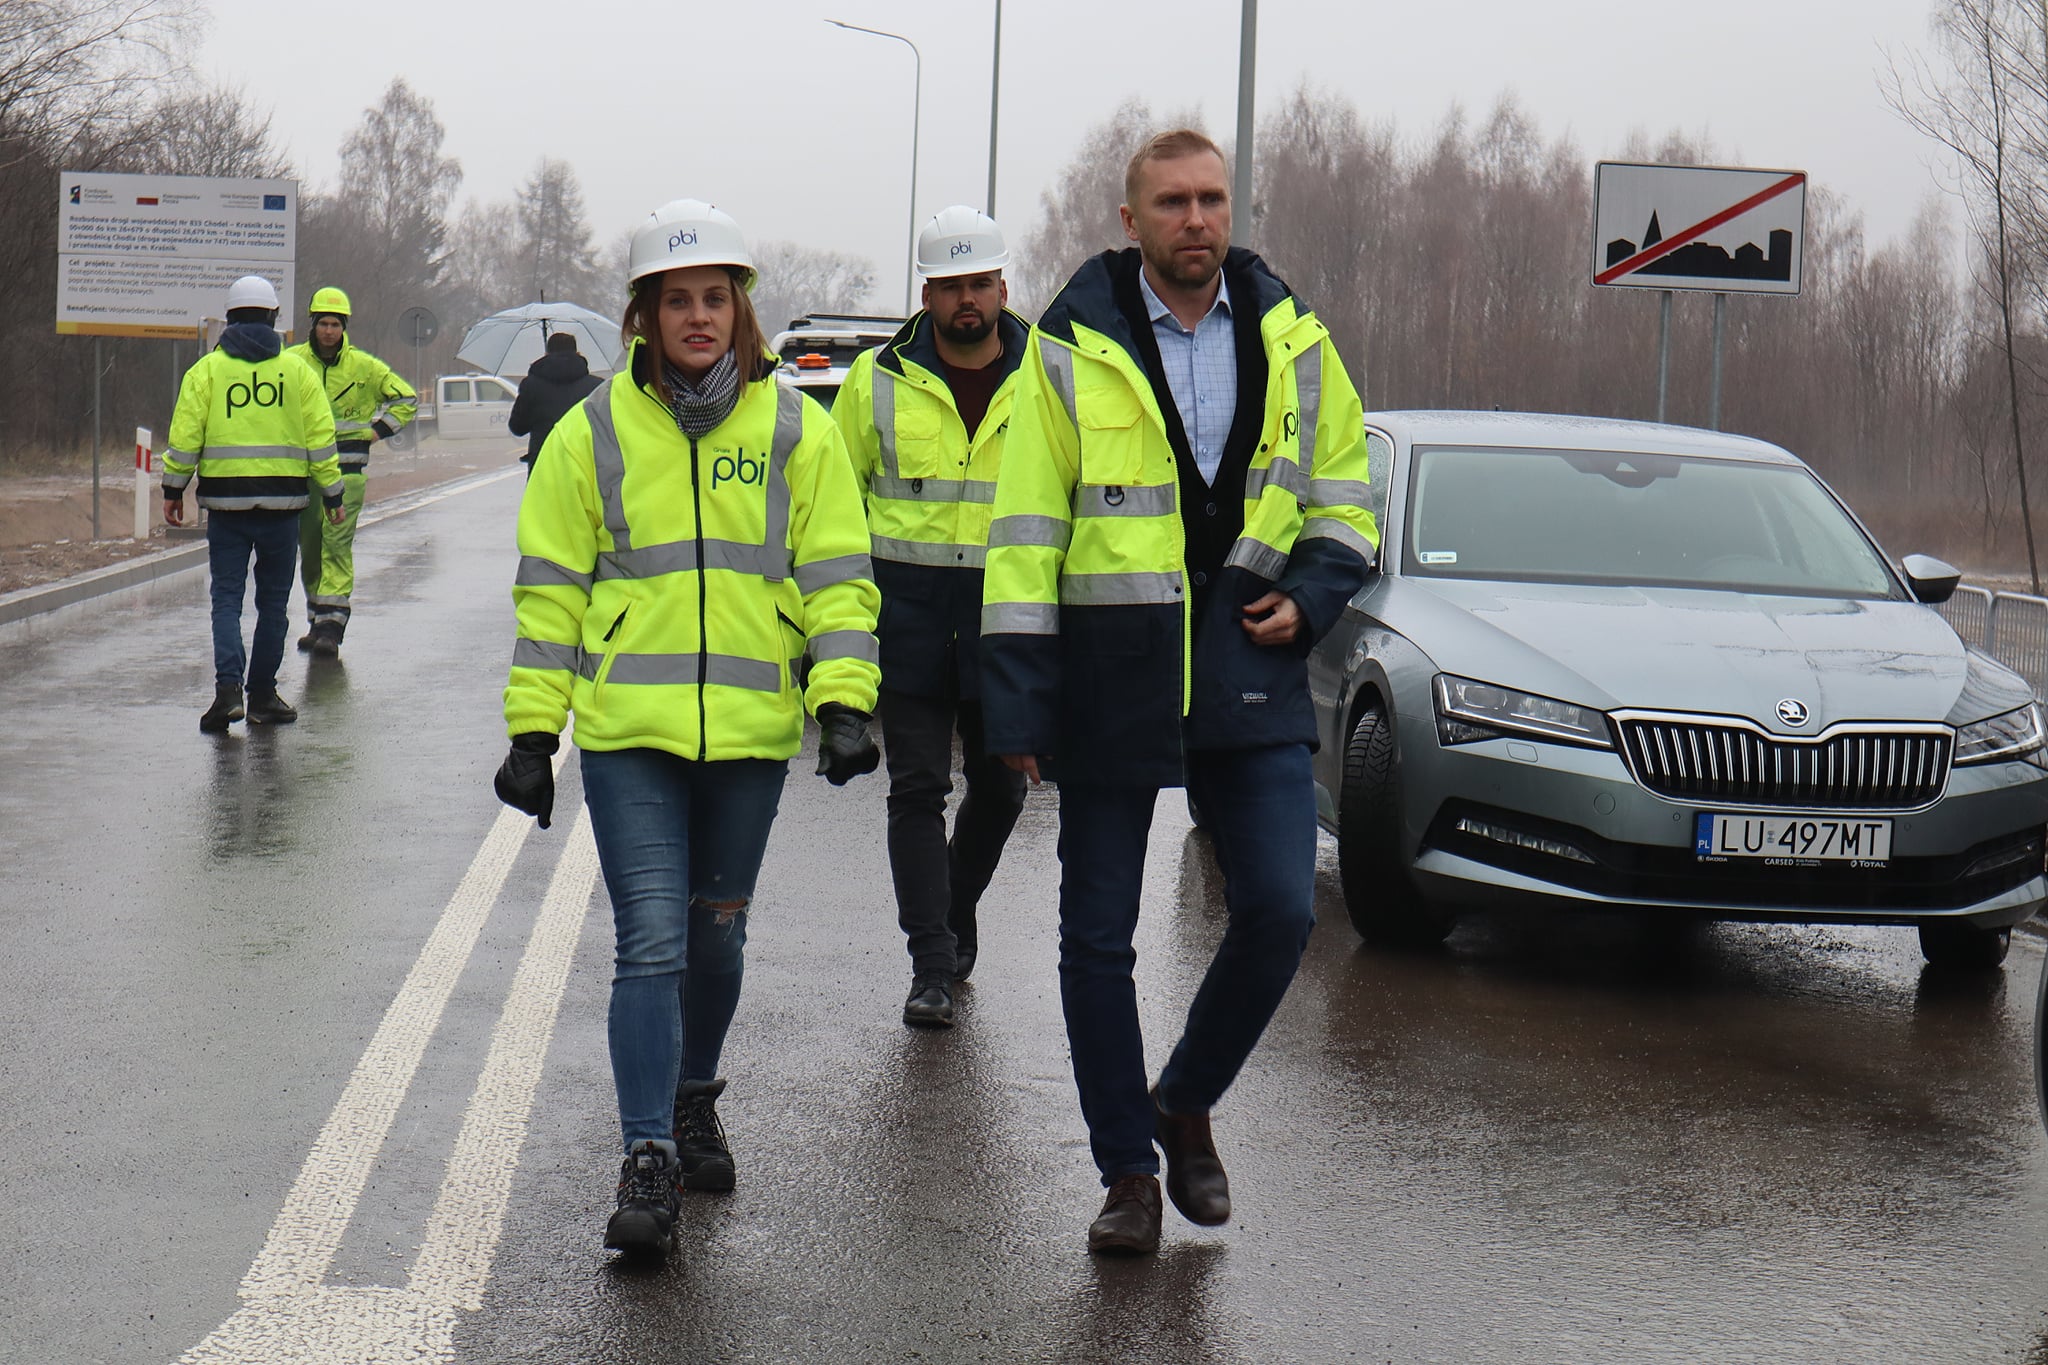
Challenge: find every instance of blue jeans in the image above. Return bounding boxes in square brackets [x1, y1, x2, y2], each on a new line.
[580, 748, 788, 1152]
[206, 509, 299, 692]
[1056, 743, 1317, 1183]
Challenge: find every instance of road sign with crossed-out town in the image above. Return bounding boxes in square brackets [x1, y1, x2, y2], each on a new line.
[1592, 162, 1807, 296]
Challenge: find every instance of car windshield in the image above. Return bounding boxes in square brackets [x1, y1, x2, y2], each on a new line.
[1404, 444, 1901, 598]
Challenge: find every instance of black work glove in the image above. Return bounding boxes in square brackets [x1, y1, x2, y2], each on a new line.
[814, 702, 879, 786]
[372, 419, 396, 441]
[494, 731, 559, 827]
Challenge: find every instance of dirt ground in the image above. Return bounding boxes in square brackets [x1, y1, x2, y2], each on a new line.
[0, 440, 520, 597]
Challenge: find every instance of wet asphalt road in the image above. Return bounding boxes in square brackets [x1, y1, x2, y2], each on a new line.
[6, 472, 2048, 1364]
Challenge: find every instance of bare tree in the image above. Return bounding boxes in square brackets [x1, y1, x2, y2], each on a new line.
[0, 0, 193, 170]
[116, 83, 289, 179]
[1013, 98, 1160, 312]
[749, 241, 879, 335]
[442, 197, 522, 327]
[514, 157, 603, 305]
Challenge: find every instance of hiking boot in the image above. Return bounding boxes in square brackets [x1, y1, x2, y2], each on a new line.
[673, 1078, 736, 1192]
[199, 684, 244, 733]
[603, 1142, 680, 1258]
[295, 626, 318, 652]
[245, 690, 298, 725]
[308, 621, 343, 658]
[902, 972, 955, 1029]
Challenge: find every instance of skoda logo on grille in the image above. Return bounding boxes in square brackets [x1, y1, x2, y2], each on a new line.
[1775, 698, 1811, 728]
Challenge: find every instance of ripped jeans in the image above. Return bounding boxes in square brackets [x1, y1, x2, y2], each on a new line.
[580, 748, 789, 1152]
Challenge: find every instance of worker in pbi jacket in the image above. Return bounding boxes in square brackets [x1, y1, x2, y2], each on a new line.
[981, 130, 1379, 1256]
[834, 206, 1031, 1030]
[494, 199, 880, 1263]
[164, 274, 344, 732]
[285, 285, 417, 657]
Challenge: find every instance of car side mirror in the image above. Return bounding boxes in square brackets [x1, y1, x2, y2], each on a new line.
[1901, 553, 1961, 605]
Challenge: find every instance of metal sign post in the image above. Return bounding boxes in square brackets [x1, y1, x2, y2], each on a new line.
[397, 305, 438, 470]
[1590, 162, 1806, 427]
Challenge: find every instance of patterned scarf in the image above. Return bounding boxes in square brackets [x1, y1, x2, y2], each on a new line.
[664, 350, 742, 439]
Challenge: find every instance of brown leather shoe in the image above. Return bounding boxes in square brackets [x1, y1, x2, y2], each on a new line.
[1086, 1174, 1162, 1255]
[1152, 1087, 1231, 1226]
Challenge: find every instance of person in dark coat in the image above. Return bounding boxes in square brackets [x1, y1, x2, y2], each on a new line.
[509, 331, 603, 471]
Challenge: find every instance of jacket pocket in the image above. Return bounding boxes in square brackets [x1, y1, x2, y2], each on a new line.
[591, 607, 629, 696]
[1075, 384, 1146, 486]
[893, 406, 944, 479]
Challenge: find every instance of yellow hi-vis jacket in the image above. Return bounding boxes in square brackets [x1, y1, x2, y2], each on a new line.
[164, 330, 343, 512]
[980, 247, 1378, 786]
[506, 340, 881, 761]
[831, 307, 1029, 699]
[284, 336, 417, 463]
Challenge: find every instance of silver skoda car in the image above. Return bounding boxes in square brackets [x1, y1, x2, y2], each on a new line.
[1309, 412, 2048, 968]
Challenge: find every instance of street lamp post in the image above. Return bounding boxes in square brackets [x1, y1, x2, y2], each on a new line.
[828, 19, 922, 314]
[988, 0, 1002, 219]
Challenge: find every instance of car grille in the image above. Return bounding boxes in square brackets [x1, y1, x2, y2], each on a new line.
[1614, 716, 1952, 810]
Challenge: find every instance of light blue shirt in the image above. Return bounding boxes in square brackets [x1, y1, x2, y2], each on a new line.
[1139, 269, 1236, 485]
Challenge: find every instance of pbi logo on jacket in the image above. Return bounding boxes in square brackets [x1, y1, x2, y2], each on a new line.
[226, 373, 286, 417]
[711, 447, 766, 490]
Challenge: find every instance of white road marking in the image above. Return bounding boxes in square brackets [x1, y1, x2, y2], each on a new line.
[179, 800, 600, 1364]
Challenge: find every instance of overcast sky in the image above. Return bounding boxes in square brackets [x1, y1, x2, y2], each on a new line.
[193, 0, 1952, 312]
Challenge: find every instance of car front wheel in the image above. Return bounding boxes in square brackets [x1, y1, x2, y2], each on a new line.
[1338, 705, 1453, 948]
[1917, 921, 2011, 970]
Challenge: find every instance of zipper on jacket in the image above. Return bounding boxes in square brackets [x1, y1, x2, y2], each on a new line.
[690, 434, 709, 760]
[592, 607, 628, 694]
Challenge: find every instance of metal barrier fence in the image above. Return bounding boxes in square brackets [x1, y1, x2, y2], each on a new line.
[1941, 586, 2048, 695]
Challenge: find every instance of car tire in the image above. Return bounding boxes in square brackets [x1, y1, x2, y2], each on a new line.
[1338, 705, 1453, 948]
[1917, 921, 2011, 970]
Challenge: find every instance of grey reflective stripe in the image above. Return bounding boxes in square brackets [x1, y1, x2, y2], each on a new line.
[1225, 538, 1290, 580]
[1039, 337, 1078, 428]
[578, 651, 781, 692]
[872, 535, 986, 568]
[513, 638, 582, 672]
[762, 385, 803, 582]
[161, 470, 194, 489]
[809, 629, 881, 664]
[584, 377, 631, 551]
[516, 555, 595, 593]
[1074, 483, 1174, 518]
[1248, 459, 1308, 500]
[599, 538, 780, 581]
[199, 495, 311, 510]
[1308, 476, 1372, 510]
[307, 592, 350, 608]
[870, 474, 999, 503]
[1295, 344, 1322, 479]
[873, 366, 899, 480]
[335, 421, 375, 435]
[200, 444, 323, 462]
[1062, 571, 1183, 606]
[983, 601, 1059, 635]
[165, 446, 197, 465]
[989, 513, 1071, 551]
[1299, 516, 1377, 561]
[795, 553, 872, 594]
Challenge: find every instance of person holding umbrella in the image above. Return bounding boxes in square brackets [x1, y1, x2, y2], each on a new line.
[493, 198, 882, 1261]
[508, 331, 601, 475]
[285, 286, 416, 658]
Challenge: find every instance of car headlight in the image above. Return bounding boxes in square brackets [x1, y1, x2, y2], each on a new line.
[1954, 702, 2048, 766]
[1433, 674, 1612, 748]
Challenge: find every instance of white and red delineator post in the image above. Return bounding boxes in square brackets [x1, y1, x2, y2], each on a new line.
[134, 427, 152, 540]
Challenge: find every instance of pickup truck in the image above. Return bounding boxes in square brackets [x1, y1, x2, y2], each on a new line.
[771, 313, 902, 411]
[385, 373, 519, 448]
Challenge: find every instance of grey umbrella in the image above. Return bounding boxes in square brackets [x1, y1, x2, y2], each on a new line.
[455, 301, 623, 377]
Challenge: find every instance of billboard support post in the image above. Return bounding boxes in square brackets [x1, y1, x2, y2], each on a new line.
[92, 337, 102, 541]
[1656, 292, 1671, 425]
[1710, 293, 1727, 431]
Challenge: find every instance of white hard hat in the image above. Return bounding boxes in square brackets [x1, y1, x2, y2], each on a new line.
[628, 199, 755, 291]
[916, 206, 1008, 279]
[226, 275, 279, 311]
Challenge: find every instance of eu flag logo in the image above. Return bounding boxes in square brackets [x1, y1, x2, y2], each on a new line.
[263, 194, 286, 211]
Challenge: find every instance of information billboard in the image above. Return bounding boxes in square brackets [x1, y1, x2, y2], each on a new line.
[56, 171, 298, 338]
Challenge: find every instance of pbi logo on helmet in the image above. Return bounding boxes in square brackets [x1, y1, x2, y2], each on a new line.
[226, 374, 285, 416]
[711, 449, 765, 489]
[669, 229, 698, 250]
[949, 239, 975, 258]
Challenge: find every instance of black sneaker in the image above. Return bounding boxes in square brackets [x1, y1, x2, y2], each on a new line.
[903, 973, 955, 1029]
[603, 1142, 680, 1257]
[199, 684, 244, 733]
[673, 1078, 735, 1192]
[246, 690, 298, 725]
